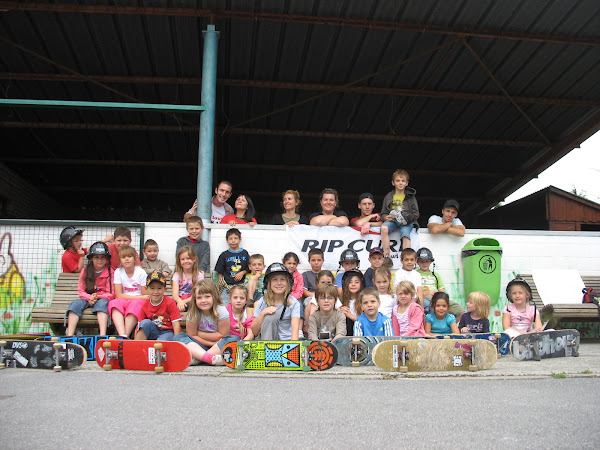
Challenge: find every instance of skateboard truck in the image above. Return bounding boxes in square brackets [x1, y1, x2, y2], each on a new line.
[0, 340, 7, 368]
[153, 342, 167, 374]
[350, 339, 366, 367]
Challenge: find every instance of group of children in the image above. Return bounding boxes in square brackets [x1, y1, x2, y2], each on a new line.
[59, 216, 542, 366]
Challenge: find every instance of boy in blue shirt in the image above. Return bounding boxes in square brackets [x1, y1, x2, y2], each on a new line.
[353, 288, 393, 336]
[215, 228, 249, 305]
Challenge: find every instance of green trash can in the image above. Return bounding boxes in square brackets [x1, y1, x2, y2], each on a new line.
[461, 237, 502, 306]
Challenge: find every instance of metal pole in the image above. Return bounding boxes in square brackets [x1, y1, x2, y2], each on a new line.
[197, 24, 219, 224]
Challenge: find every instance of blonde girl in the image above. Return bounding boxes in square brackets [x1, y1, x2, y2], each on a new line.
[173, 280, 239, 366]
[372, 267, 395, 318]
[502, 278, 543, 338]
[338, 268, 365, 336]
[172, 245, 204, 311]
[226, 285, 255, 340]
[251, 263, 301, 340]
[392, 281, 426, 336]
[459, 291, 491, 333]
[109, 246, 149, 337]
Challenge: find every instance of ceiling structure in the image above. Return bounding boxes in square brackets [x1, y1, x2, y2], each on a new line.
[1, 1, 599, 222]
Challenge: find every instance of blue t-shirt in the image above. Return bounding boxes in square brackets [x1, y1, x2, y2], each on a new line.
[425, 313, 456, 334]
[354, 312, 393, 337]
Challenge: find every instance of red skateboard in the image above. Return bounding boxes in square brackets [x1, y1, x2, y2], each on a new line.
[95, 339, 191, 373]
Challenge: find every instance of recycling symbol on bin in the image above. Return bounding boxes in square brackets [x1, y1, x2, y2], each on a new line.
[478, 255, 496, 274]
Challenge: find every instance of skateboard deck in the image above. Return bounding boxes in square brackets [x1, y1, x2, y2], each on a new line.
[0, 333, 51, 340]
[511, 329, 580, 361]
[95, 339, 191, 373]
[222, 340, 338, 371]
[435, 333, 511, 356]
[0, 339, 86, 371]
[372, 338, 497, 372]
[334, 336, 423, 366]
[41, 335, 126, 361]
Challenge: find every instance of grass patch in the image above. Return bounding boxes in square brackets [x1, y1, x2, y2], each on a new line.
[382, 373, 397, 380]
[581, 369, 593, 374]
[551, 372, 567, 379]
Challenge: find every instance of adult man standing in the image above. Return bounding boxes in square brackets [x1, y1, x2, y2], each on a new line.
[427, 199, 466, 237]
[183, 180, 234, 223]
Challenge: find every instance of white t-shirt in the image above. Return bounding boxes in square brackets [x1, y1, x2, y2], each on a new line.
[378, 294, 396, 319]
[211, 204, 226, 224]
[113, 266, 147, 296]
[394, 268, 422, 291]
[195, 305, 229, 333]
[428, 215, 463, 226]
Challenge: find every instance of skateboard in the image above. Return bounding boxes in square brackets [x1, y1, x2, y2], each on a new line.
[334, 336, 423, 366]
[95, 339, 191, 373]
[0, 339, 86, 371]
[435, 333, 511, 356]
[511, 329, 580, 361]
[222, 340, 338, 371]
[0, 333, 51, 340]
[372, 338, 497, 372]
[41, 335, 126, 361]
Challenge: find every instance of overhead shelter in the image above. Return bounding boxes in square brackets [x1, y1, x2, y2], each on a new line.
[0, 1, 599, 223]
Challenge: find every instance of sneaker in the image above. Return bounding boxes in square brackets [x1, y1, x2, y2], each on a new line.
[298, 330, 305, 339]
[211, 354, 225, 366]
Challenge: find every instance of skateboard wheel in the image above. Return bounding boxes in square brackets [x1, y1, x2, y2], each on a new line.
[53, 366, 62, 372]
[154, 342, 163, 350]
[103, 364, 112, 371]
[109, 336, 116, 340]
[0, 340, 6, 346]
[103, 341, 112, 348]
[236, 363, 246, 370]
[469, 365, 478, 372]
[302, 365, 311, 372]
[155, 366, 164, 374]
[443, 335, 450, 339]
[399, 367, 408, 373]
[52, 343, 62, 350]
[494, 333, 501, 339]
[50, 337, 59, 342]
[351, 361, 360, 367]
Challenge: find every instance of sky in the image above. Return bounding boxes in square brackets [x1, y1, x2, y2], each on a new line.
[503, 129, 600, 205]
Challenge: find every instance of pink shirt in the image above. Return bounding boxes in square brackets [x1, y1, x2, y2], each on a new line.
[77, 266, 115, 301]
[225, 304, 254, 339]
[290, 270, 304, 301]
[503, 304, 537, 332]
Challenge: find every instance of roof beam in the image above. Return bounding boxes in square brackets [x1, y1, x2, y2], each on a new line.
[2, 73, 596, 107]
[0, 121, 546, 147]
[0, 157, 508, 178]
[1, 2, 598, 46]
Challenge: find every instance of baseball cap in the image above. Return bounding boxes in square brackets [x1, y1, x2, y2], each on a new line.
[146, 270, 167, 287]
[358, 192, 374, 202]
[443, 199, 460, 211]
[369, 248, 384, 257]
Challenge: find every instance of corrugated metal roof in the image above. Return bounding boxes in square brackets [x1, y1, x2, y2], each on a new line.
[0, 0, 599, 222]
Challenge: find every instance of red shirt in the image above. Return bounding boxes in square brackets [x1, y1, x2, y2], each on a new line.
[108, 243, 141, 270]
[220, 214, 257, 225]
[139, 296, 182, 331]
[62, 248, 87, 273]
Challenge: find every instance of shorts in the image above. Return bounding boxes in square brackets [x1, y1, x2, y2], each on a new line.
[382, 220, 414, 239]
[173, 332, 239, 350]
[137, 319, 175, 341]
[66, 298, 109, 317]
[108, 298, 145, 320]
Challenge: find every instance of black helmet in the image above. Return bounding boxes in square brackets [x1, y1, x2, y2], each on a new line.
[339, 249, 360, 267]
[263, 262, 294, 289]
[506, 277, 533, 302]
[341, 268, 365, 287]
[59, 226, 84, 249]
[416, 247, 434, 261]
[87, 241, 111, 260]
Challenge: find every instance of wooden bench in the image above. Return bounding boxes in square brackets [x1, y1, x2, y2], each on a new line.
[31, 273, 180, 335]
[519, 274, 600, 327]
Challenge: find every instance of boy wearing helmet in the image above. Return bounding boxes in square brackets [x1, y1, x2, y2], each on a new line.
[334, 249, 360, 286]
[60, 226, 86, 273]
[427, 199, 465, 237]
[416, 247, 464, 318]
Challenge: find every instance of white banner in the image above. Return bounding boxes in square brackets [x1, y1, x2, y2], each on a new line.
[286, 225, 420, 271]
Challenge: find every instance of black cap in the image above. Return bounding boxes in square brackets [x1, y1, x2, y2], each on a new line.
[358, 192, 374, 202]
[443, 199, 460, 211]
